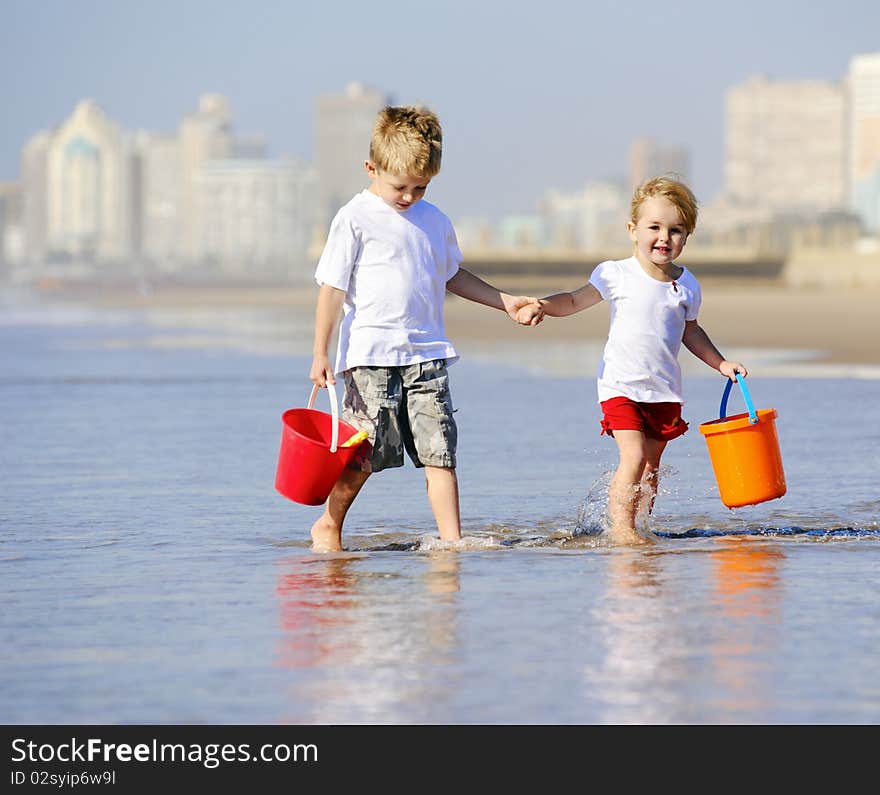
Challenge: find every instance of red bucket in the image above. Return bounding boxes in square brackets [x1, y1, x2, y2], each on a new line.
[275, 385, 368, 506]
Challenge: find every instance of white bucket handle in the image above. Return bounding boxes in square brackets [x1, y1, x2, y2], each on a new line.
[308, 383, 340, 453]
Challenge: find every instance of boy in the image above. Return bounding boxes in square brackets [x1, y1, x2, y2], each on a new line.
[309, 105, 536, 551]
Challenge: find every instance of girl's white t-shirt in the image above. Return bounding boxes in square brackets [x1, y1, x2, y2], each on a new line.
[589, 256, 702, 404]
[315, 190, 463, 375]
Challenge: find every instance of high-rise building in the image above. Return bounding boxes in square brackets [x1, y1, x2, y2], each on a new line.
[193, 159, 319, 281]
[43, 99, 135, 262]
[724, 75, 847, 214]
[848, 53, 880, 233]
[20, 131, 50, 264]
[629, 137, 691, 191]
[178, 94, 232, 261]
[0, 182, 23, 271]
[314, 82, 389, 228]
[135, 131, 182, 267]
[540, 181, 627, 251]
[16, 92, 313, 278]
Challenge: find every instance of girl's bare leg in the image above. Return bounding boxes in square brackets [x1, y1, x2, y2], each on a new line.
[607, 430, 654, 545]
[635, 437, 668, 523]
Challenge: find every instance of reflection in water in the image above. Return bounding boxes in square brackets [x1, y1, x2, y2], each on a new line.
[711, 538, 782, 615]
[425, 551, 461, 596]
[274, 552, 461, 723]
[586, 551, 679, 723]
[586, 540, 784, 723]
[423, 553, 460, 656]
[276, 554, 361, 669]
[709, 539, 783, 716]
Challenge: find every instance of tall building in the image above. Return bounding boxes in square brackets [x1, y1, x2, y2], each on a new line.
[0, 182, 23, 271]
[43, 99, 136, 262]
[178, 94, 232, 261]
[20, 131, 50, 264]
[314, 82, 389, 228]
[629, 137, 691, 190]
[17, 92, 313, 278]
[193, 159, 319, 281]
[724, 75, 846, 214]
[848, 53, 880, 233]
[540, 181, 627, 251]
[135, 131, 182, 268]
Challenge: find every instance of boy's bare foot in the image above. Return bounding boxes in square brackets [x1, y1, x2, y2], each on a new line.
[605, 526, 654, 546]
[310, 516, 343, 552]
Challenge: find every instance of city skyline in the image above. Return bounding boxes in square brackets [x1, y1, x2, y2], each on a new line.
[3, 0, 879, 221]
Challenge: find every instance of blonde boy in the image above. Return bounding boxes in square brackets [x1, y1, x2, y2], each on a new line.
[309, 105, 535, 551]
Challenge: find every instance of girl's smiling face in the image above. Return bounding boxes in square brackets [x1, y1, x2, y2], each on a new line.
[627, 196, 690, 271]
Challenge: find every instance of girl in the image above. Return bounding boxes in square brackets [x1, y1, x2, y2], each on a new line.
[518, 177, 747, 544]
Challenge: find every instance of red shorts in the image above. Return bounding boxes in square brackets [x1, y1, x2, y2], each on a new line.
[599, 396, 688, 441]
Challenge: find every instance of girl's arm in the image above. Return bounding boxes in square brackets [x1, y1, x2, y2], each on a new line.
[682, 319, 748, 379]
[515, 283, 603, 324]
[310, 284, 346, 387]
[535, 283, 604, 317]
[446, 267, 537, 321]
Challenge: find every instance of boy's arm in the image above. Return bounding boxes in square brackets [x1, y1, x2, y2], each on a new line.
[446, 267, 537, 322]
[310, 283, 346, 387]
[682, 319, 748, 379]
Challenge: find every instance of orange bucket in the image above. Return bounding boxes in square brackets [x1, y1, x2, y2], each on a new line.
[275, 385, 369, 506]
[699, 375, 786, 509]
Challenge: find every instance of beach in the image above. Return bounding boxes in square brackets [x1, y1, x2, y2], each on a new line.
[38, 278, 880, 366]
[2, 301, 879, 725]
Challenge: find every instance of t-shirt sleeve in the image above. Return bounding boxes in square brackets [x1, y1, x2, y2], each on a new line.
[686, 279, 702, 321]
[588, 259, 615, 299]
[314, 209, 360, 291]
[446, 217, 463, 281]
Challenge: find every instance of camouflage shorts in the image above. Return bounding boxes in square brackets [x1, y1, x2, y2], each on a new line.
[341, 359, 458, 472]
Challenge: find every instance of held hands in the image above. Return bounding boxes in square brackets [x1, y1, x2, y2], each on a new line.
[503, 295, 544, 326]
[719, 360, 748, 380]
[515, 301, 544, 326]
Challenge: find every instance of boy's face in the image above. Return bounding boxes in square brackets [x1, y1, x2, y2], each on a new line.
[365, 161, 431, 212]
[627, 196, 690, 270]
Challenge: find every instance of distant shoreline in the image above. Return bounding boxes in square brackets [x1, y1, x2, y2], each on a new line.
[24, 277, 880, 367]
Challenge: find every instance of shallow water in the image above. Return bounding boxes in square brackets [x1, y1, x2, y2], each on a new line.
[1, 298, 878, 724]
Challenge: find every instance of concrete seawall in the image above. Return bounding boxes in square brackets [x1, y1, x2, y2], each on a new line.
[461, 247, 786, 292]
[782, 244, 880, 287]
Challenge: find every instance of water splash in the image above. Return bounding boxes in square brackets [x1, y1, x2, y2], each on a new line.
[574, 470, 613, 536]
[417, 535, 505, 551]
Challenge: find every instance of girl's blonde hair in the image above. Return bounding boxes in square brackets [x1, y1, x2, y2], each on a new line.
[370, 105, 442, 178]
[630, 175, 699, 234]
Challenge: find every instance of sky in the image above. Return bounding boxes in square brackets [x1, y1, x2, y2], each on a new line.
[2, 0, 878, 221]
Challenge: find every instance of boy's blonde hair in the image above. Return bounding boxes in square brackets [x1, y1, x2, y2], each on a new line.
[369, 105, 442, 178]
[630, 175, 699, 234]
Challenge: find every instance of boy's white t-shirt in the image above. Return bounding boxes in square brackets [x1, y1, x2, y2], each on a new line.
[589, 256, 701, 404]
[315, 189, 463, 375]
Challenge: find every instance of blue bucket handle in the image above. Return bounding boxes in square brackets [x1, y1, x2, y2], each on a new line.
[719, 373, 759, 424]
